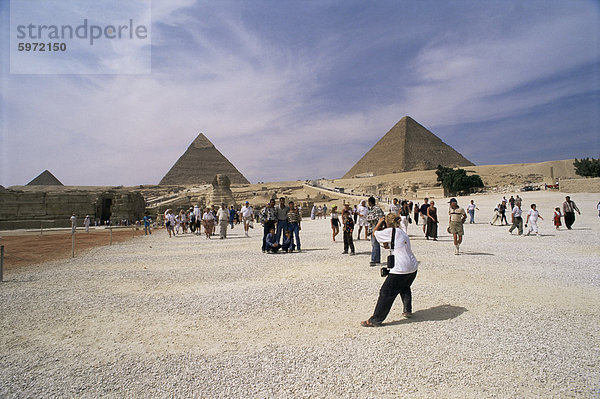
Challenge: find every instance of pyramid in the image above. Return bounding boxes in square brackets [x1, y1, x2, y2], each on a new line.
[343, 116, 474, 178]
[159, 133, 250, 185]
[26, 170, 64, 186]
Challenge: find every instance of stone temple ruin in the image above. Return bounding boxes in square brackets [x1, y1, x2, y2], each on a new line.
[0, 188, 145, 230]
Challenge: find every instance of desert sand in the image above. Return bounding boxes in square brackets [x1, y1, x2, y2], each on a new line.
[0, 191, 598, 398]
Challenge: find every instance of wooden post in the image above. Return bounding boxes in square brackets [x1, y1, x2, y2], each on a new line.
[71, 231, 75, 258]
[110, 227, 113, 245]
[0, 245, 4, 282]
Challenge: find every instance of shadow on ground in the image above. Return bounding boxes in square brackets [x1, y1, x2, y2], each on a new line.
[385, 304, 468, 326]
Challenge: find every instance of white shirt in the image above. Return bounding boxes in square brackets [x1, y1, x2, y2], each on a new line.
[527, 209, 539, 222]
[217, 208, 228, 222]
[512, 207, 522, 218]
[467, 204, 476, 212]
[241, 205, 254, 218]
[374, 228, 418, 274]
[357, 205, 368, 219]
[389, 203, 400, 214]
[193, 206, 201, 218]
[202, 212, 214, 221]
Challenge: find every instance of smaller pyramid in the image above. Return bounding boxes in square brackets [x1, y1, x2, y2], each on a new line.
[343, 116, 474, 178]
[27, 170, 64, 186]
[160, 133, 250, 185]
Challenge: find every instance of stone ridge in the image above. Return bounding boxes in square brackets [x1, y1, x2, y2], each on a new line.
[342, 116, 474, 178]
[159, 133, 250, 185]
[27, 170, 64, 186]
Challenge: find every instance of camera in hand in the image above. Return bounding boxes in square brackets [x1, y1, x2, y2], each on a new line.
[381, 254, 394, 277]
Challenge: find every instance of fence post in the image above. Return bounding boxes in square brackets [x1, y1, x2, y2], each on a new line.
[1, 245, 4, 282]
[71, 231, 75, 258]
[110, 227, 113, 245]
[40, 220, 43, 236]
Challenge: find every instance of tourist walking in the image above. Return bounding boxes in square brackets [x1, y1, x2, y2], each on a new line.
[217, 203, 229, 239]
[448, 198, 467, 254]
[562, 196, 580, 229]
[241, 201, 254, 237]
[413, 202, 420, 225]
[553, 207, 562, 230]
[330, 205, 340, 242]
[202, 207, 215, 239]
[287, 201, 302, 252]
[361, 214, 418, 327]
[508, 201, 524, 236]
[83, 215, 90, 233]
[525, 204, 543, 236]
[467, 200, 479, 224]
[311, 204, 317, 220]
[193, 205, 202, 235]
[165, 209, 176, 238]
[322, 204, 328, 219]
[419, 198, 430, 236]
[399, 200, 411, 233]
[342, 209, 355, 255]
[499, 200, 508, 225]
[509, 196, 515, 210]
[425, 200, 438, 240]
[229, 206, 236, 229]
[260, 199, 277, 252]
[366, 197, 385, 266]
[143, 214, 152, 235]
[356, 200, 369, 240]
[389, 198, 400, 214]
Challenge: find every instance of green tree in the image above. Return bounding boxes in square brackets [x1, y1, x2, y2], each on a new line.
[436, 165, 484, 196]
[573, 158, 600, 178]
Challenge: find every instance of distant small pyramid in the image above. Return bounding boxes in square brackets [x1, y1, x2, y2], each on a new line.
[343, 116, 474, 178]
[27, 170, 64, 186]
[159, 133, 250, 185]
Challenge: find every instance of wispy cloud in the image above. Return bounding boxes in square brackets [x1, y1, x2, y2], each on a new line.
[1, 0, 598, 186]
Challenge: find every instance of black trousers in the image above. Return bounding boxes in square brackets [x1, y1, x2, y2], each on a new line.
[343, 231, 355, 253]
[564, 212, 575, 229]
[370, 271, 417, 324]
[262, 220, 275, 251]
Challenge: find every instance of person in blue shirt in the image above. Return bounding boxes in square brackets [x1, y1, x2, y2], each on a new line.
[229, 205, 236, 229]
[143, 214, 152, 235]
[265, 227, 280, 253]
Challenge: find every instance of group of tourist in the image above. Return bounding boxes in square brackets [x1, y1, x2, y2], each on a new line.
[259, 197, 302, 253]
[163, 202, 256, 240]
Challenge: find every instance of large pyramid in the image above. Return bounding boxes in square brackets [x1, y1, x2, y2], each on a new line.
[159, 133, 250, 185]
[27, 170, 64, 186]
[343, 116, 474, 178]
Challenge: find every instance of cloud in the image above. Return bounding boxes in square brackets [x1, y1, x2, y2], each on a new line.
[1, 0, 598, 186]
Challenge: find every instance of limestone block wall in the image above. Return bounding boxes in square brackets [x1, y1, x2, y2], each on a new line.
[0, 189, 146, 230]
[559, 177, 600, 193]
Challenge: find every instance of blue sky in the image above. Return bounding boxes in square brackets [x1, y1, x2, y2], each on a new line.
[1, 0, 599, 186]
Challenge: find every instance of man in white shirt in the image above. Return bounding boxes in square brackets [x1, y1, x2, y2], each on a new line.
[361, 214, 418, 327]
[70, 214, 77, 233]
[509, 201, 524, 235]
[389, 198, 400, 214]
[240, 201, 254, 237]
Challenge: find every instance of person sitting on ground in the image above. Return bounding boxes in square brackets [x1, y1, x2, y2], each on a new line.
[265, 227, 280, 253]
[361, 213, 418, 327]
[281, 230, 293, 253]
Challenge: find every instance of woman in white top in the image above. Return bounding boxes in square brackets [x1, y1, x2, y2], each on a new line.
[330, 205, 340, 242]
[361, 213, 418, 327]
[202, 208, 215, 239]
[525, 203, 543, 236]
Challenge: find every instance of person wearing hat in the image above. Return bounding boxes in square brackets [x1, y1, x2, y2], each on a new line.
[448, 198, 466, 255]
[83, 214, 91, 233]
[240, 201, 254, 237]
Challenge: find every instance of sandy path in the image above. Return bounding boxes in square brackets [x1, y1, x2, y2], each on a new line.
[0, 191, 598, 398]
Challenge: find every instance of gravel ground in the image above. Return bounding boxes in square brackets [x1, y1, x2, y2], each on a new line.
[1, 191, 599, 398]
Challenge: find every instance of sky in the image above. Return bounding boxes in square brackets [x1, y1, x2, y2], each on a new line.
[1, 0, 599, 186]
